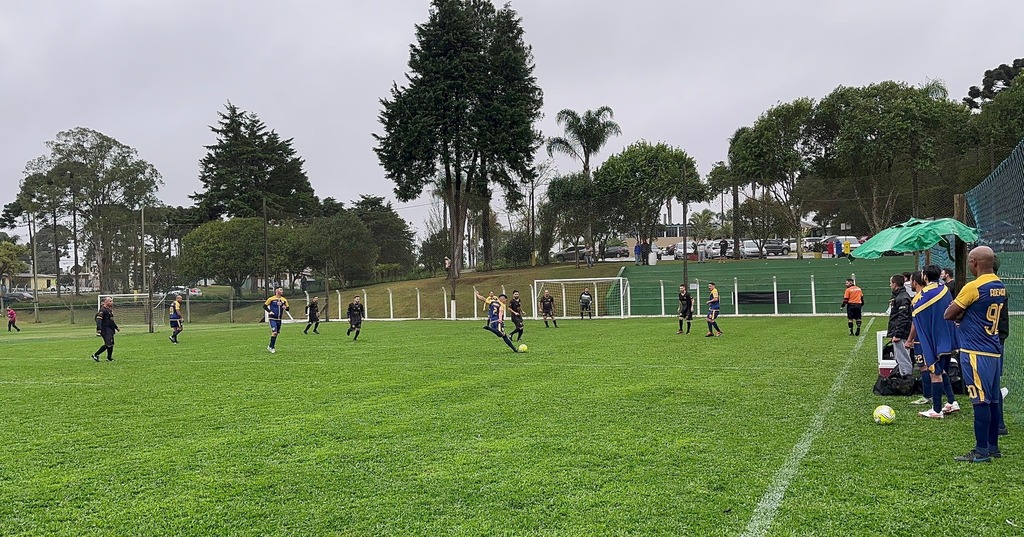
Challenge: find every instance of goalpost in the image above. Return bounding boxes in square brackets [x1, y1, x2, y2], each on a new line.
[97, 293, 166, 327]
[532, 277, 630, 319]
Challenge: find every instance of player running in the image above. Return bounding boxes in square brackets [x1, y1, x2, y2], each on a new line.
[539, 289, 558, 328]
[168, 294, 183, 344]
[263, 287, 289, 353]
[507, 290, 526, 342]
[304, 296, 321, 334]
[346, 295, 365, 341]
[705, 281, 722, 337]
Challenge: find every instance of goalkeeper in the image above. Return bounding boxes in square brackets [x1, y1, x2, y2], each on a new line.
[579, 288, 594, 319]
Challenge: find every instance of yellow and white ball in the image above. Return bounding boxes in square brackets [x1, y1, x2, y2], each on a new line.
[873, 405, 895, 425]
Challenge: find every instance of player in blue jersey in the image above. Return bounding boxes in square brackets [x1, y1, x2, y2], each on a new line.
[945, 246, 1006, 463]
[483, 293, 519, 352]
[168, 294, 184, 344]
[263, 288, 290, 354]
[905, 266, 959, 419]
[705, 281, 722, 337]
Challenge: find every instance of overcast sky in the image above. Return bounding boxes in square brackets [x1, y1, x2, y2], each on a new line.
[2, 0, 1022, 239]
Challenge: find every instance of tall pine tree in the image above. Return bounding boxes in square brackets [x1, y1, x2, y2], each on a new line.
[192, 102, 319, 221]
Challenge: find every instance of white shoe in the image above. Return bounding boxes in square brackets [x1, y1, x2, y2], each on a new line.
[268, 346, 276, 354]
[918, 409, 944, 419]
[942, 401, 961, 414]
[910, 397, 931, 405]
[1002, 387, 1009, 399]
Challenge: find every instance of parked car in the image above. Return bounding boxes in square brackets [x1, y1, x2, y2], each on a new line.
[673, 240, 702, 259]
[738, 240, 763, 258]
[822, 235, 861, 254]
[552, 246, 586, 262]
[3, 291, 35, 303]
[602, 245, 629, 259]
[705, 240, 735, 259]
[763, 239, 792, 256]
[803, 237, 824, 251]
[602, 244, 626, 258]
[166, 287, 203, 297]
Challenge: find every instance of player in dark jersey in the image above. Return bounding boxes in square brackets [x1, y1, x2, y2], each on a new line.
[346, 295, 365, 340]
[507, 290, 526, 342]
[539, 289, 558, 328]
[483, 293, 518, 352]
[579, 288, 593, 319]
[945, 246, 1006, 463]
[91, 296, 119, 362]
[304, 296, 320, 334]
[168, 294, 184, 344]
[705, 282, 722, 337]
[677, 284, 693, 334]
[263, 288, 290, 353]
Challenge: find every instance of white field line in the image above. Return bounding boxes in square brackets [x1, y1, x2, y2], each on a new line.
[741, 317, 874, 537]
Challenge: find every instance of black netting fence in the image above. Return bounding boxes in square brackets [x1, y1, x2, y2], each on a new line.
[964, 137, 1024, 424]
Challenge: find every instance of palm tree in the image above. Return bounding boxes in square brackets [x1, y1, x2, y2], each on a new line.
[546, 107, 622, 246]
[688, 209, 717, 241]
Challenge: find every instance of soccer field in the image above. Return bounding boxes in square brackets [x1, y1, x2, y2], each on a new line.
[2, 318, 1022, 535]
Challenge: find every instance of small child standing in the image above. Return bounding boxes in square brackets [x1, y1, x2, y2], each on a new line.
[7, 307, 20, 332]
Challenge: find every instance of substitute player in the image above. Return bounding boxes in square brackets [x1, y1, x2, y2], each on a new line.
[263, 287, 289, 353]
[508, 290, 526, 342]
[905, 267, 959, 419]
[841, 278, 864, 336]
[168, 294, 183, 344]
[539, 289, 558, 328]
[945, 246, 1006, 463]
[483, 293, 519, 352]
[677, 284, 693, 334]
[346, 295, 365, 341]
[705, 281, 722, 337]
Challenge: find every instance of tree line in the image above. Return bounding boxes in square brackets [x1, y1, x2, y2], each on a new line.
[3, 0, 1022, 298]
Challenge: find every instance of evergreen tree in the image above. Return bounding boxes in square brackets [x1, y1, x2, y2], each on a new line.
[192, 102, 319, 221]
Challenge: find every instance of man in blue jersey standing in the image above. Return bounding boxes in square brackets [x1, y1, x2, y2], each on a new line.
[905, 266, 959, 419]
[945, 246, 1007, 463]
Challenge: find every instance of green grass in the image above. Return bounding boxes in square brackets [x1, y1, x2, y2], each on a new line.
[2, 317, 1022, 535]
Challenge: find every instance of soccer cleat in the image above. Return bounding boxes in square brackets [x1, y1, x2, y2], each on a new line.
[313, 331, 319, 334]
[953, 450, 991, 463]
[942, 401, 961, 414]
[990, 449, 1002, 458]
[676, 331, 684, 334]
[1002, 387, 1009, 399]
[910, 397, 931, 405]
[705, 333, 714, 337]
[91, 354, 99, 362]
[267, 346, 276, 354]
[715, 332, 723, 337]
[918, 409, 944, 419]
[107, 356, 113, 361]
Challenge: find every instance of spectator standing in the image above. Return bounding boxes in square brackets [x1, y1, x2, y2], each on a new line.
[826, 240, 835, 259]
[634, 242, 642, 266]
[7, 306, 20, 332]
[585, 244, 595, 268]
[718, 238, 728, 263]
[886, 275, 913, 376]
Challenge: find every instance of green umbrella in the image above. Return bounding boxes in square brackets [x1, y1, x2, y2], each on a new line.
[850, 217, 979, 259]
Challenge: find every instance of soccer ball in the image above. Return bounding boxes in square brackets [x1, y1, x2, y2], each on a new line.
[873, 405, 896, 425]
[518, 344, 528, 353]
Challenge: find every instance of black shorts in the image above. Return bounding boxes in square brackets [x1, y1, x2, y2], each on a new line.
[542, 309, 554, 318]
[678, 309, 692, 321]
[308, 314, 319, 323]
[349, 318, 362, 328]
[846, 304, 862, 320]
[511, 315, 524, 329]
[101, 329, 115, 347]
[580, 302, 591, 311]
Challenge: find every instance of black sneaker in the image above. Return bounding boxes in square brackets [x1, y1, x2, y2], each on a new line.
[107, 356, 114, 362]
[991, 449, 1002, 458]
[953, 450, 992, 463]
[999, 425, 1009, 436]
[313, 331, 319, 334]
[91, 355, 99, 362]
